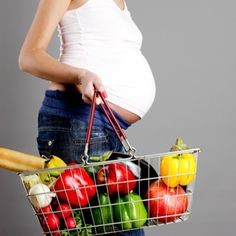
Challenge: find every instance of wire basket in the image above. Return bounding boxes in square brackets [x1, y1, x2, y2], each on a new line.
[18, 91, 201, 235]
[19, 148, 200, 235]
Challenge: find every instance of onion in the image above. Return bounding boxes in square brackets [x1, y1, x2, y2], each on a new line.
[29, 183, 56, 208]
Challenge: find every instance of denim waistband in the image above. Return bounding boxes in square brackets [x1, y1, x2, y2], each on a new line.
[39, 90, 131, 131]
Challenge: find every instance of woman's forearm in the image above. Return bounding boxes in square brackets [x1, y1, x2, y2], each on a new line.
[18, 48, 85, 84]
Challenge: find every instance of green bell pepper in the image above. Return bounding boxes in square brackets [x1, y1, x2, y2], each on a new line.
[113, 192, 147, 229]
[92, 193, 113, 233]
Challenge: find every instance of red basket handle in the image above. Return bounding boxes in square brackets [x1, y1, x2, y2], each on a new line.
[82, 89, 135, 162]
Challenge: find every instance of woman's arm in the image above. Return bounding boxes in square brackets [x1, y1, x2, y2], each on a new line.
[18, 0, 106, 103]
[18, 0, 81, 84]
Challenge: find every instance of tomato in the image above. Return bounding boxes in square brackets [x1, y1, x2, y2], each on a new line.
[37, 205, 53, 223]
[56, 203, 72, 219]
[160, 153, 196, 187]
[38, 205, 53, 214]
[52, 230, 60, 236]
[65, 217, 76, 229]
[42, 214, 60, 231]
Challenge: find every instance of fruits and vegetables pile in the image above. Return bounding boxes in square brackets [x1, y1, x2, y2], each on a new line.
[23, 137, 197, 235]
[23, 157, 93, 235]
[146, 137, 197, 223]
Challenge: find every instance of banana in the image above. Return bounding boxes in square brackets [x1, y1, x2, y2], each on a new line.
[0, 147, 45, 172]
[0, 148, 66, 186]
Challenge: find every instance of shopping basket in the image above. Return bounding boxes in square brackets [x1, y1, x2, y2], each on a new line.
[17, 90, 200, 235]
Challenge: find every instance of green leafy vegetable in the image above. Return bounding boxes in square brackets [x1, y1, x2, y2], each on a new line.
[60, 210, 92, 236]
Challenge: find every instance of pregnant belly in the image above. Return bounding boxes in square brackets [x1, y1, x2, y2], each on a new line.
[52, 49, 156, 123]
[90, 50, 156, 118]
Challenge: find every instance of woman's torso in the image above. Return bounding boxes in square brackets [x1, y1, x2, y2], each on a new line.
[49, 0, 156, 124]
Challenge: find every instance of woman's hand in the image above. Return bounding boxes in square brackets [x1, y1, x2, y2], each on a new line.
[77, 69, 108, 105]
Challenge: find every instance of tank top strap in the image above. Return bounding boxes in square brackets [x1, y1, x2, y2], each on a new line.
[109, 0, 127, 11]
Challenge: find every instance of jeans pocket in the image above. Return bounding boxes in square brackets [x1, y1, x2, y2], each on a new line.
[71, 123, 111, 157]
[36, 138, 53, 158]
[72, 131, 109, 145]
[37, 128, 74, 163]
[74, 133, 111, 157]
[71, 119, 108, 142]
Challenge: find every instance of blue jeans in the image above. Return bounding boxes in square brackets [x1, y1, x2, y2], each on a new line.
[37, 112, 145, 236]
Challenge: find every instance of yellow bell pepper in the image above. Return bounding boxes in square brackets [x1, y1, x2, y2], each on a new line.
[160, 137, 196, 187]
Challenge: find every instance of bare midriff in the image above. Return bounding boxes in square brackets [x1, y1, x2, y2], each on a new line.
[48, 83, 141, 124]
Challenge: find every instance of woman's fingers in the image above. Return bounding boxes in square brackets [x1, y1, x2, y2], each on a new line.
[95, 96, 103, 105]
[82, 94, 103, 105]
[81, 94, 89, 104]
[83, 81, 93, 102]
[101, 90, 108, 98]
[93, 79, 108, 98]
[79, 69, 108, 105]
[82, 83, 105, 105]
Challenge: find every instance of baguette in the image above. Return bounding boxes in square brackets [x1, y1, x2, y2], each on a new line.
[0, 147, 45, 172]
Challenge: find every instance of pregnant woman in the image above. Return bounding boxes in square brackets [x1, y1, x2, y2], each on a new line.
[18, 0, 156, 235]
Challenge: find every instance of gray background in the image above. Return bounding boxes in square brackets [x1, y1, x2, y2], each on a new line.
[0, 0, 235, 235]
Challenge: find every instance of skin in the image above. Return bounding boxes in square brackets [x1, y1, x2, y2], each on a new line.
[18, 0, 140, 124]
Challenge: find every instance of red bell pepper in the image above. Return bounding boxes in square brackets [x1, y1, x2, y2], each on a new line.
[54, 165, 96, 207]
[97, 163, 137, 194]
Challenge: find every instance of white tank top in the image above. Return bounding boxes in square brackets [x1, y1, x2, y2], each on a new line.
[57, 0, 156, 118]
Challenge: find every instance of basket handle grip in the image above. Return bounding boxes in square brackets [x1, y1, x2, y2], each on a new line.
[82, 89, 135, 162]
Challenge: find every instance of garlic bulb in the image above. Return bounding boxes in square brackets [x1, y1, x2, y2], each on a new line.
[29, 183, 56, 208]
